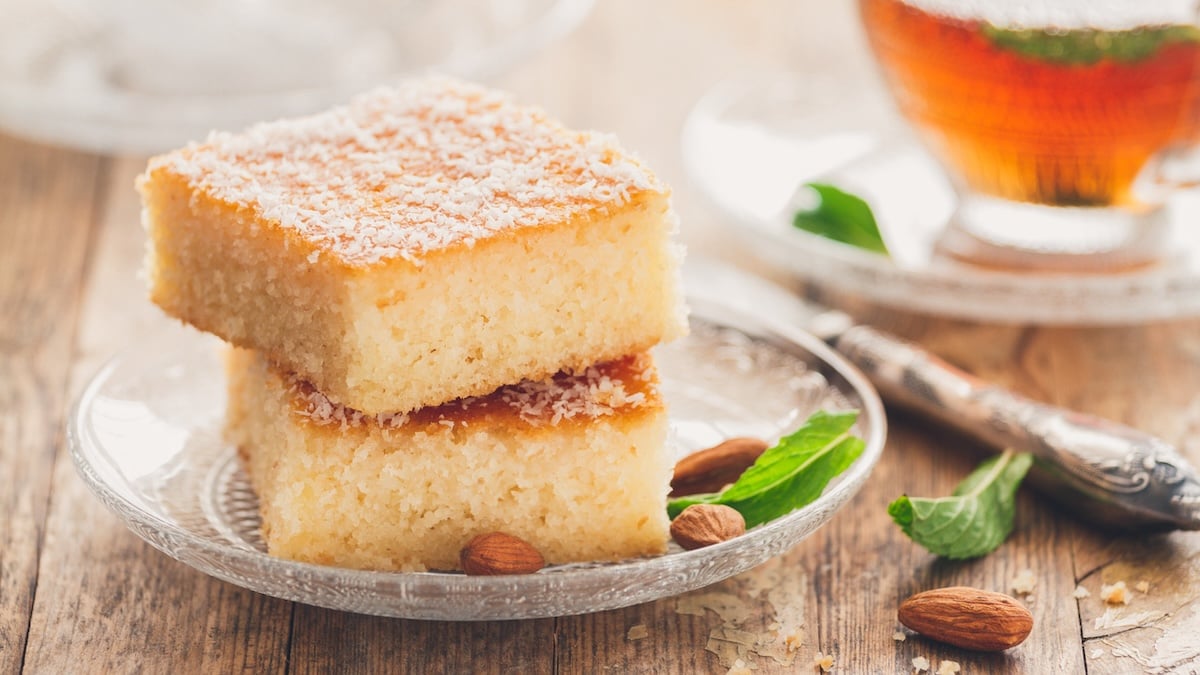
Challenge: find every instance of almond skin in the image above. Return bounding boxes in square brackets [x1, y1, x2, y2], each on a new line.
[670, 504, 746, 550]
[898, 586, 1033, 652]
[670, 437, 769, 497]
[460, 532, 546, 575]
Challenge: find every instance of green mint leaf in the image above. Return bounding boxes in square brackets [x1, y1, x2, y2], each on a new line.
[982, 24, 1200, 66]
[889, 449, 1034, 560]
[667, 410, 864, 528]
[792, 183, 889, 256]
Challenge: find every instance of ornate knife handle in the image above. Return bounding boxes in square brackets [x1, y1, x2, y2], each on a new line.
[831, 323, 1200, 531]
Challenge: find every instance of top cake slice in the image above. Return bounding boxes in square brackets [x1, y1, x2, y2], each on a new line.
[140, 78, 687, 414]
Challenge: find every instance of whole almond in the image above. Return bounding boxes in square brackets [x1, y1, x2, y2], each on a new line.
[670, 437, 769, 497]
[898, 586, 1033, 652]
[460, 532, 546, 575]
[670, 504, 746, 550]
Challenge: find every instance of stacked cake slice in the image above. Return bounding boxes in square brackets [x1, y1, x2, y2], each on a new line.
[139, 78, 688, 572]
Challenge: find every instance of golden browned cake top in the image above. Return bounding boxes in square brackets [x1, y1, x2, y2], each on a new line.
[287, 353, 662, 431]
[146, 78, 663, 267]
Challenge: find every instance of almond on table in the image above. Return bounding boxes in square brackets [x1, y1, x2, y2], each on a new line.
[898, 586, 1033, 652]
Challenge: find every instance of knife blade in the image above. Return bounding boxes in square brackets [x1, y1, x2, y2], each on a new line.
[683, 256, 1200, 531]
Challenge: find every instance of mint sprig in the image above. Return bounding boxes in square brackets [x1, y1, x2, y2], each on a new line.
[668, 410, 864, 528]
[983, 24, 1200, 66]
[889, 449, 1033, 560]
[792, 183, 889, 256]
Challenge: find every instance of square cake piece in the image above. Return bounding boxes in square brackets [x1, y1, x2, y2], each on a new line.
[225, 348, 673, 572]
[141, 78, 687, 415]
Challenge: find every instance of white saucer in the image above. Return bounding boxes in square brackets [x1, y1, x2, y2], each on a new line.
[683, 74, 1200, 324]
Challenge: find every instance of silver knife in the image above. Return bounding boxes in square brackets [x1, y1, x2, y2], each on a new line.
[684, 257, 1200, 531]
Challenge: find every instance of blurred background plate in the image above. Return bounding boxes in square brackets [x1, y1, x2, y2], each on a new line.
[0, 0, 593, 153]
[682, 73, 1200, 324]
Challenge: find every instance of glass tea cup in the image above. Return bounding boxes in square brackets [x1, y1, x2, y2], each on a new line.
[858, 0, 1200, 271]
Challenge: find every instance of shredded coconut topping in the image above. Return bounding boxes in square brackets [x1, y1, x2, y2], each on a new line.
[292, 387, 412, 430]
[488, 361, 650, 426]
[149, 77, 661, 266]
[291, 354, 658, 429]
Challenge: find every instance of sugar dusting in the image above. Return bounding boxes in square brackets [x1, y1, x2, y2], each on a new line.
[291, 353, 657, 429]
[147, 78, 662, 267]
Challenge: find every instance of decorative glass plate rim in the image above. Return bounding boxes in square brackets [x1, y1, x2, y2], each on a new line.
[68, 260, 886, 619]
[681, 73, 1200, 324]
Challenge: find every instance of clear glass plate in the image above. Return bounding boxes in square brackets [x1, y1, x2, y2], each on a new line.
[68, 261, 886, 620]
[683, 74, 1200, 324]
[0, 0, 593, 153]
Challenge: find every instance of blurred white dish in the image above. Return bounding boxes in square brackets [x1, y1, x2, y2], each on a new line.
[0, 0, 592, 153]
[683, 73, 1200, 324]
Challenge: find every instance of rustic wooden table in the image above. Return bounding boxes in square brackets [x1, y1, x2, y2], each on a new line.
[4, 1, 1200, 672]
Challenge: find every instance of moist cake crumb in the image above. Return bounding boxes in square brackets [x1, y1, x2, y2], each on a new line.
[1100, 581, 1131, 605]
[1011, 568, 1036, 596]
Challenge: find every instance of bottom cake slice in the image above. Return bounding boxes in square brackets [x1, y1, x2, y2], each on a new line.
[225, 348, 672, 572]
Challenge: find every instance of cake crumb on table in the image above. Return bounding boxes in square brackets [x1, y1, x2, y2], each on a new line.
[1011, 568, 1037, 596]
[911, 656, 931, 672]
[812, 651, 834, 671]
[726, 658, 753, 675]
[892, 630, 907, 642]
[1073, 585, 1091, 599]
[1135, 581, 1150, 594]
[935, 660, 962, 675]
[1100, 581, 1131, 605]
[783, 628, 803, 653]
[626, 624, 649, 641]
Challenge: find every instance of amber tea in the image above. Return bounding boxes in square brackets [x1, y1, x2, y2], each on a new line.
[860, 0, 1200, 209]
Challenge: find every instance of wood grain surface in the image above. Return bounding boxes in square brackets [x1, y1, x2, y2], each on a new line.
[3, 2, 1200, 673]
